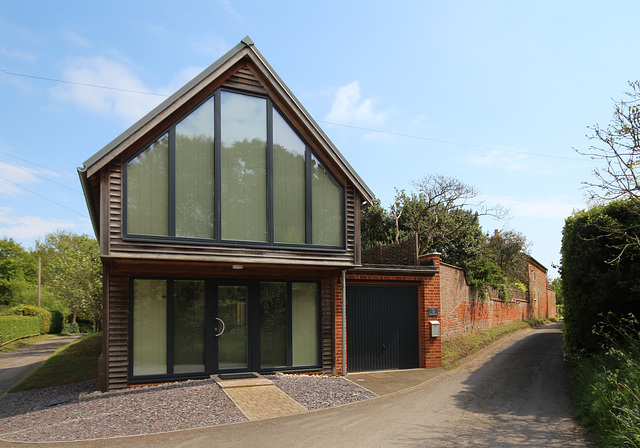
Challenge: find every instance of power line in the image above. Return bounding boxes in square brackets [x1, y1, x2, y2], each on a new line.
[0, 158, 82, 194]
[2, 68, 584, 162]
[0, 69, 167, 97]
[0, 151, 76, 179]
[0, 176, 86, 217]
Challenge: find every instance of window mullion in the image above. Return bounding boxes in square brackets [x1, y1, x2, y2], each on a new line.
[168, 128, 176, 237]
[214, 91, 222, 242]
[305, 147, 313, 244]
[267, 102, 274, 244]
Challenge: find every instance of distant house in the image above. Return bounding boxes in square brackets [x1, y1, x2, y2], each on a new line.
[80, 37, 442, 391]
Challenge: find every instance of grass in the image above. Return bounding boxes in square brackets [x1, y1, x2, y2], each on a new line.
[8, 332, 102, 393]
[441, 318, 552, 370]
[567, 315, 640, 447]
[0, 334, 58, 354]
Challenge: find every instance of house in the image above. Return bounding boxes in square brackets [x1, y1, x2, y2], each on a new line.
[80, 37, 442, 391]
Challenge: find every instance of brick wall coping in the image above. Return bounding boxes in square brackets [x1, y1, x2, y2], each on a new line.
[351, 264, 438, 275]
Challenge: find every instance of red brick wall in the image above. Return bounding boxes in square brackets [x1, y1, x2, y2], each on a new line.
[439, 263, 534, 339]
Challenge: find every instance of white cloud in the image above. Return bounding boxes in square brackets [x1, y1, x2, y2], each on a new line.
[190, 33, 230, 60]
[0, 46, 37, 63]
[490, 196, 583, 219]
[62, 31, 91, 48]
[0, 207, 85, 246]
[325, 81, 389, 126]
[52, 56, 166, 124]
[0, 161, 39, 196]
[465, 149, 532, 172]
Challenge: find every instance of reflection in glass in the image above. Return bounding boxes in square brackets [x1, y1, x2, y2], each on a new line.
[260, 282, 287, 368]
[127, 134, 169, 236]
[133, 279, 167, 376]
[174, 280, 205, 373]
[176, 98, 215, 239]
[218, 285, 248, 369]
[311, 155, 342, 246]
[292, 282, 318, 366]
[273, 108, 306, 244]
[220, 92, 267, 242]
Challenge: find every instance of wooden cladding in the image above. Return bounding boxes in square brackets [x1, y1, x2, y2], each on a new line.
[223, 66, 267, 95]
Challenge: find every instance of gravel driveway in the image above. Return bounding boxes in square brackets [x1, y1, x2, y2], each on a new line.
[0, 375, 376, 443]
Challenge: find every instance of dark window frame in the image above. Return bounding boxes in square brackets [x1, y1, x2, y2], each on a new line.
[123, 88, 345, 251]
[128, 277, 322, 384]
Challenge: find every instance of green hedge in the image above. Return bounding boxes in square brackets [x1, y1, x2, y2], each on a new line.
[48, 310, 64, 334]
[0, 315, 41, 344]
[5, 305, 52, 334]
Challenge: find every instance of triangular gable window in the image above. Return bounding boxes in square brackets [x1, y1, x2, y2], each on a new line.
[125, 89, 344, 248]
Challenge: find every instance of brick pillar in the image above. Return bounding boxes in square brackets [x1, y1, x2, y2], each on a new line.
[420, 253, 442, 368]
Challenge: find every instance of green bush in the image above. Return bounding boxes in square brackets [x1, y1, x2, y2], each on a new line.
[561, 200, 640, 354]
[64, 323, 79, 334]
[568, 314, 640, 447]
[6, 305, 52, 334]
[48, 309, 64, 334]
[0, 315, 41, 344]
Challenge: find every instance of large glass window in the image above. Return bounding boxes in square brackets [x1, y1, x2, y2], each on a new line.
[173, 280, 205, 374]
[127, 135, 169, 236]
[273, 109, 306, 244]
[221, 92, 267, 242]
[259, 282, 287, 368]
[176, 98, 215, 239]
[125, 90, 343, 247]
[133, 279, 167, 376]
[292, 282, 318, 366]
[311, 156, 342, 246]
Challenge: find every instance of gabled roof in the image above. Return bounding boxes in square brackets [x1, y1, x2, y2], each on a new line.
[80, 36, 374, 202]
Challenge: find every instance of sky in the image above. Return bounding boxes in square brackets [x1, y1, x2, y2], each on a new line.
[2, 1, 640, 278]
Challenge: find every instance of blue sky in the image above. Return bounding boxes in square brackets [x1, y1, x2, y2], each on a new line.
[2, 1, 639, 277]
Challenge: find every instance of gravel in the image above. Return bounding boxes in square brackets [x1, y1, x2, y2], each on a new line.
[0, 375, 377, 443]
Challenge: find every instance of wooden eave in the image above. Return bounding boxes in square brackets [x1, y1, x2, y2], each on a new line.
[80, 37, 375, 233]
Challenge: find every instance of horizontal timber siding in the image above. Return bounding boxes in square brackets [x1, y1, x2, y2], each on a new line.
[106, 272, 129, 390]
[222, 66, 267, 95]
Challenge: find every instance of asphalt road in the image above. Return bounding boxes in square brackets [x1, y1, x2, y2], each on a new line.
[4, 322, 590, 448]
[0, 335, 84, 398]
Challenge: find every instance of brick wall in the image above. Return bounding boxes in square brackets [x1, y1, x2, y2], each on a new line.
[439, 263, 535, 339]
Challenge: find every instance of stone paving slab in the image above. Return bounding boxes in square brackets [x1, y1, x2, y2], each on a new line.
[212, 374, 307, 421]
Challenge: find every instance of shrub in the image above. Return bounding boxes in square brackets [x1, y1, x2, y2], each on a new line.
[48, 309, 64, 334]
[64, 323, 79, 334]
[6, 305, 52, 334]
[561, 200, 640, 354]
[0, 315, 41, 344]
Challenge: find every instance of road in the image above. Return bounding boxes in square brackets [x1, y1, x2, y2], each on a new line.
[0, 335, 84, 398]
[0, 323, 592, 447]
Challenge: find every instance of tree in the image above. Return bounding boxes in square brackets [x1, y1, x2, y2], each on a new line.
[484, 228, 530, 284]
[36, 231, 102, 330]
[393, 174, 507, 256]
[0, 237, 37, 308]
[581, 81, 640, 202]
[360, 199, 394, 249]
[578, 81, 640, 263]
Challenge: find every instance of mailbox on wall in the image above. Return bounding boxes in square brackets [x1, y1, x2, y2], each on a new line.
[430, 320, 440, 338]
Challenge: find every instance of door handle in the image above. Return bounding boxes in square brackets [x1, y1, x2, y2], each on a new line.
[215, 317, 225, 337]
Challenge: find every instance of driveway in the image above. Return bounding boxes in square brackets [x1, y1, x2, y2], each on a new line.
[0, 324, 592, 447]
[0, 335, 84, 398]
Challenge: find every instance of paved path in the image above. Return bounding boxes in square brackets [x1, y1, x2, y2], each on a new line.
[0, 335, 84, 397]
[212, 375, 307, 420]
[3, 323, 591, 447]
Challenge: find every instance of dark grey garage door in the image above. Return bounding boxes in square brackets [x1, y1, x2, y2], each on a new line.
[346, 285, 419, 372]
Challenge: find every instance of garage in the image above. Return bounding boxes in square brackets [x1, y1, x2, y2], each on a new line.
[346, 285, 419, 372]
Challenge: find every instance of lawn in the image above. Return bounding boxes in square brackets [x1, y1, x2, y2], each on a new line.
[9, 332, 101, 393]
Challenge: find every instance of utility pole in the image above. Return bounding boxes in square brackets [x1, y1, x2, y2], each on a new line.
[37, 257, 41, 307]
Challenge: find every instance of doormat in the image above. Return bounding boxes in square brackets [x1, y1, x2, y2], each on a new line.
[218, 372, 259, 380]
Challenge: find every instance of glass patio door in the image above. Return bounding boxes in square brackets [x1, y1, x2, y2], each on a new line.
[217, 285, 248, 370]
